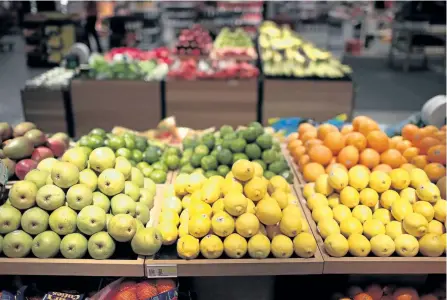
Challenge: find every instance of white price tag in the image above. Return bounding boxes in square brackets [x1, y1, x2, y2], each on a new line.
[146, 264, 177, 278]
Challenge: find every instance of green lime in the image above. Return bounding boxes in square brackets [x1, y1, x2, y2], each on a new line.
[256, 134, 273, 150]
[268, 160, 288, 174]
[190, 153, 205, 168]
[272, 142, 281, 152]
[220, 125, 234, 137]
[230, 138, 247, 153]
[180, 156, 191, 167]
[150, 170, 167, 184]
[222, 139, 233, 150]
[108, 136, 125, 150]
[104, 139, 110, 147]
[128, 160, 137, 167]
[205, 170, 219, 178]
[87, 135, 104, 149]
[78, 146, 92, 157]
[201, 133, 215, 150]
[166, 147, 180, 156]
[135, 136, 148, 152]
[223, 132, 237, 140]
[142, 167, 154, 178]
[78, 136, 90, 147]
[245, 143, 262, 160]
[152, 161, 168, 172]
[180, 163, 194, 174]
[217, 149, 233, 166]
[253, 159, 267, 171]
[242, 127, 258, 143]
[249, 121, 263, 129]
[262, 149, 278, 164]
[124, 137, 136, 149]
[264, 170, 276, 179]
[183, 148, 194, 158]
[210, 149, 218, 157]
[143, 147, 160, 164]
[217, 165, 230, 177]
[233, 153, 248, 164]
[193, 168, 205, 175]
[201, 155, 218, 171]
[132, 149, 143, 162]
[137, 161, 150, 171]
[194, 144, 210, 156]
[183, 137, 199, 150]
[280, 170, 294, 184]
[166, 155, 180, 170]
[90, 128, 107, 138]
[123, 132, 135, 139]
[116, 148, 132, 159]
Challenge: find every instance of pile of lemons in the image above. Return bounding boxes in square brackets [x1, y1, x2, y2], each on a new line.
[159, 159, 317, 259]
[303, 166, 446, 257]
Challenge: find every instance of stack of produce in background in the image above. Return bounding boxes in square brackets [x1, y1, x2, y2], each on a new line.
[259, 21, 352, 78]
[0, 122, 70, 180]
[157, 159, 316, 259]
[179, 122, 294, 183]
[0, 146, 163, 259]
[211, 27, 257, 60]
[173, 24, 213, 57]
[77, 128, 182, 183]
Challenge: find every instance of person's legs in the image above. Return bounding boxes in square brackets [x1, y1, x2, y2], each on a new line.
[86, 16, 102, 53]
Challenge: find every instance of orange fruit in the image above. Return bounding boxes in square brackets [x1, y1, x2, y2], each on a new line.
[353, 293, 373, 300]
[411, 155, 429, 169]
[395, 140, 412, 153]
[287, 132, 299, 143]
[317, 123, 338, 141]
[298, 123, 315, 137]
[337, 145, 359, 169]
[358, 119, 380, 136]
[156, 279, 176, 294]
[427, 144, 446, 165]
[345, 132, 367, 151]
[433, 130, 446, 141]
[287, 139, 302, 152]
[300, 130, 317, 143]
[380, 149, 403, 169]
[298, 154, 310, 168]
[359, 148, 380, 169]
[403, 147, 420, 162]
[136, 281, 158, 299]
[366, 131, 389, 153]
[324, 131, 345, 155]
[341, 124, 354, 135]
[302, 162, 325, 182]
[401, 163, 415, 172]
[352, 116, 372, 132]
[418, 137, 440, 155]
[401, 124, 419, 141]
[441, 125, 446, 131]
[305, 138, 323, 150]
[372, 164, 392, 173]
[326, 163, 348, 174]
[413, 127, 432, 147]
[424, 163, 446, 182]
[423, 125, 439, 134]
[308, 145, 333, 166]
[390, 136, 404, 148]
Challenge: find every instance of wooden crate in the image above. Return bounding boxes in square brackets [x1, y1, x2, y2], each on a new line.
[70, 80, 161, 138]
[166, 80, 258, 129]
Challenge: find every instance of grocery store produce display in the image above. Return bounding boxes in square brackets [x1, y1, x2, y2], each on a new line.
[259, 21, 352, 78]
[179, 123, 294, 183]
[211, 27, 257, 60]
[1, 146, 161, 259]
[0, 122, 70, 180]
[77, 128, 181, 183]
[159, 160, 316, 259]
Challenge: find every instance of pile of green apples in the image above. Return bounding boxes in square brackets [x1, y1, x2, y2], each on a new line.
[0, 146, 163, 259]
[77, 128, 182, 184]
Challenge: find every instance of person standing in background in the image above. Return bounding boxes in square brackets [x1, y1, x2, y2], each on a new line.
[84, 1, 102, 53]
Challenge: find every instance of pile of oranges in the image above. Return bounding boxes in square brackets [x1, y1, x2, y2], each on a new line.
[287, 116, 446, 184]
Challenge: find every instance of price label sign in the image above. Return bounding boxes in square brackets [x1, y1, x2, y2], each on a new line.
[146, 264, 177, 278]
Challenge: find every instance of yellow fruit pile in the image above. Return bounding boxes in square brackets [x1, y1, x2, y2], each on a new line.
[160, 159, 317, 259]
[303, 165, 446, 257]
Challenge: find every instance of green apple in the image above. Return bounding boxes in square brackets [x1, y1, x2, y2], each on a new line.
[130, 167, 144, 188]
[88, 232, 115, 259]
[97, 168, 125, 196]
[49, 206, 77, 235]
[130, 227, 162, 256]
[135, 202, 150, 225]
[21, 207, 49, 235]
[143, 178, 157, 195]
[32, 231, 61, 258]
[77, 205, 106, 235]
[46, 174, 53, 185]
[37, 157, 58, 173]
[61, 148, 88, 171]
[124, 181, 140, 201]
[89, 147, 116, 173]
[107, 214, 137, 242]
[9, 180, 37, 209]
[135, 219, 144, 232]
[136, 161, 150, 171]
[92, 192, 110, 212]
[66, 184, 93, 211]
[79, 169, 98, 191]
[2, 230, 33, 258]
[24, 169, 49, 189]
[60, 233, 88, 259]
[51, 161, 79, 188]
[0, 205, 21, 234]
[111, 194, 136, 216]
[105, 214, 113, 230]
[138, 188, 155, 210]
[115, 156, 132, 180]
[36, 184, 65, 211]
[0, 236, 3, 255]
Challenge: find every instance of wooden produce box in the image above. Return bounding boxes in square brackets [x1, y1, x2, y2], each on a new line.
[281, 146, 447, 275]
[70, 79, 161, 138]
[263, 79, 354, 124]
[22, 87, 67, 134]
[166, 80, 258, 129]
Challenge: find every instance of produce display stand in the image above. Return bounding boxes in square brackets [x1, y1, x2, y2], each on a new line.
[70, 79, 162, 138]
[281, 146, 447, 275]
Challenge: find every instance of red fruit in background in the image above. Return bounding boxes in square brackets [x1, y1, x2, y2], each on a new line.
[46, 138, 67, 157]
[136, 281, 158, 300]
[31, 147, 54, 162]
[15, 159, 38, 180]
[156, 279, 176, 294]
[114, 281, 137, 300]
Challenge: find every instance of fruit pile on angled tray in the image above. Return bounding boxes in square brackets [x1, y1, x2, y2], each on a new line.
[173, 24, 213, 57]
[211, 27, 257, 60]
[0, 147, 163, 259]
[259, 21, 352, 79]
[0, 122, 70, 181]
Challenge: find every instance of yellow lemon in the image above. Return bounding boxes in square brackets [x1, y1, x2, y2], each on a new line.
[391, 198, 414, 221]
[271, 234, 294, 258]
[340, 217, 363, 238]
[413, 201, 435, 222]
[416, 182, 441, 203]
[311, 206, 333, 223]
[180, 209, 189, 223]
[293, 232, 317, 258]
[369, 171, 391, 193]
[410, 168, 430, 189]
[359, 188, 379, 208]
[188, 214, 211, 238]
[243, 177, 267, 202]
[340, 186, 360, 208]
[442, 233, 447, 252]
[246, 199, 256, 214]
[348, 165, 370, 191]
[400, 187, 418, 204]
[158, 209, 180, 227]
[221, 177, 244, 196]
[200, 234, 224, 259]
[328, 167, 349, 191]
[327, 193, 340, 208]
[282, 205, 302, 218]
[256, 198, 282, 225]
[186, 173, 206, 193]
[224, 233, 247, 258]
[434, 199, 447, 223]
[394, 234, 419, 257]
[157, 222, 178, 245]
[287, 193, 299, 206]
[333, 204, 352, 224]
[352, 205, 373, 224]
[211, 211, 235, 237]
[324, 233, 349, 257]
[318, 218, 340, 239]
[252, 161, 264, 177]
[303, 182, 316, 199]
[301, 217, 310, 233]
[178, 222, 189, 238]
[189, 201, 212, 218]
[427, 220, 446, 235]
[174, 173, 189, 196]
[236, 213, 260, 238]
[403, 212, 429, 237]
[212, 198, 225, 214]
[201, 183, 221, 204]
[181, 195, 192, 209]
[389, 168, 411, 190]
[348, 233, 371, 257]
[419, 233, 445, 257]
[232, 159, 254, 181]
[177, 235, 200, 259]
[370, 234, 395, 257]
[380, 190, 400, 210]
[268, 175, 290, 193]
[307, 193, 328, 210]
[224, 191, 248, 216]
[372, 208, 392, 225]
[280, 213, 303, 237]
[248, 234, 271, 259]
[386, 220, 405, 240]
[363, 219, 386, 239]
[271, 190, 289, 209]
[315, 174, 334, 196]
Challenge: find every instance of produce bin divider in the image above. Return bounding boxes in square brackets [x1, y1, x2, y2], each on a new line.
[63, 83, 75, 138]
